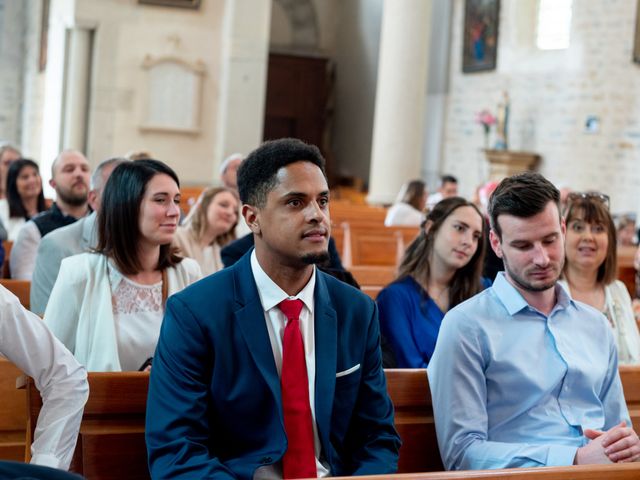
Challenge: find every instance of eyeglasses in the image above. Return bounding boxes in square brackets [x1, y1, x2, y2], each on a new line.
[566, 191, 610, 209]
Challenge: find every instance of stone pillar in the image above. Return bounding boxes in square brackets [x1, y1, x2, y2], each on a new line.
[367, 0, 432, 205]
[61, 27, 93, 152]
[214, 0, 271, 171]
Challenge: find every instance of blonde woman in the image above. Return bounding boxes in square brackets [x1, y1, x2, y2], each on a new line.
[174, 187, 238, 276]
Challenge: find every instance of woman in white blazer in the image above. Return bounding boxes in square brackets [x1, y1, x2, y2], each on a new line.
[45, 160, 201, 371]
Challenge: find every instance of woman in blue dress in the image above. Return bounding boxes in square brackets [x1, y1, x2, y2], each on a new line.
[377, 196, 489, 367]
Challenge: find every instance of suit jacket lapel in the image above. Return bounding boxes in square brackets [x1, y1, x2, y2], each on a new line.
[232, 252, 282, 407]
[313, 272, 337, 455]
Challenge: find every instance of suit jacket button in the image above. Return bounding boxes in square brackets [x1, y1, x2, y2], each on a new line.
[261, 457, 272, 464]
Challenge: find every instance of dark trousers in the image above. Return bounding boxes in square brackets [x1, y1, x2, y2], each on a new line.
[0, 461, 83, 480]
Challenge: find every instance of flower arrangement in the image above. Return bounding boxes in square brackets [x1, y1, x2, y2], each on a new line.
[475, 109, 496, 148]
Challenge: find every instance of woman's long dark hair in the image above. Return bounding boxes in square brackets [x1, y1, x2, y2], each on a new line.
[6, 159, 46, 219]
[96, 159, 182, 275]
[397, 196, 486, 309]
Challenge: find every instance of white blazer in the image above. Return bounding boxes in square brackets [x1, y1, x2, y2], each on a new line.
[44, 252, 201, 371]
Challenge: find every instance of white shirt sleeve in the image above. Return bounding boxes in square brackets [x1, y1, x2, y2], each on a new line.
[0, 285, 88, 470]
[9, 221, 42, 280]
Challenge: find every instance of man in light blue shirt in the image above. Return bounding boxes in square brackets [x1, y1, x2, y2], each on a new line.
[428, 172, 640, 470]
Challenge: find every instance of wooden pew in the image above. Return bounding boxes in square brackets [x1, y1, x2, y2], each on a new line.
[0, 279, 30, 310]
[179, 185, 207, 212]
[350, 265, 396, 287]
[2, 240, 12, 279]
[385, 368, 640, 475]
[330, 463, 640, 479]
[0, 359, 26, 462]
[385, 368, 442, 473]
[21, 368, 640, 479]
[24, 372, 150, 479]
[617, 245, 636, 297]
[620, 365, 640, 428]
[341, 224, 419, 268]
[350, 265, 396, 299]
[330, 201, 388, 227]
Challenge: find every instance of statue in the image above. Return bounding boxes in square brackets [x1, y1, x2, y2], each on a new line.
[494, 91, 509, 150]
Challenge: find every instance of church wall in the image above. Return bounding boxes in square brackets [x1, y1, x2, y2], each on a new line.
[20, 0, 46, 161]
[332, 0, 382, 185]
[0, 0, 26, 146]
[73, 0, 225, 185]
[269, 0, 382, 185]
[443, 0, 640, 216]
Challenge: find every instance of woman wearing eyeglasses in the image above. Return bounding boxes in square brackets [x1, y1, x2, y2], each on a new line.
[560, 192, 640, 364]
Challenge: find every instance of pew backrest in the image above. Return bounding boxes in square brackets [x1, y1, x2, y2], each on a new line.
[385, 368, 443, 472]
[0, 279, 30, 310]
[2, 240, 12, 278]
[0, 359, 25, 462]
[24, 372, 150, 479]
[329, 463, 640, 479]
[620, 366, 640, 428]
[20, 367, 640, 478]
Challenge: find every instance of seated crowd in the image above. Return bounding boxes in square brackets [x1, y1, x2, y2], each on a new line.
[0, 138, 640, 478]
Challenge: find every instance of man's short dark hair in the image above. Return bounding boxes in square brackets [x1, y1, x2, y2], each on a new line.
[237, 138, 326, 207]
[488, 172, 560, 239]
[441, 174, 458, 185]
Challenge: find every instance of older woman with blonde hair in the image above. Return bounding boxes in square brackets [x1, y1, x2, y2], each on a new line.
[173, 186, 238, 276]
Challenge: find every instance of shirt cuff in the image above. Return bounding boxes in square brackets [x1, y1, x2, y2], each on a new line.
[30, 453, 62, 469]
[546, 445, 579, 466]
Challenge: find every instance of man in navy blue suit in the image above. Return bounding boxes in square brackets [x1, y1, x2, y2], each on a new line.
[146, 138, 400, 479]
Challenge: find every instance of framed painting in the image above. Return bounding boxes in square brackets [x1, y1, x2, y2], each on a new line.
[138, 0, 201, 8]
[462, 0, 500, 73]
[634, 0, 640, 63]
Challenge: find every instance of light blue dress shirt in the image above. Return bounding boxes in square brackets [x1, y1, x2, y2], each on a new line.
[428, 272, 630, 470]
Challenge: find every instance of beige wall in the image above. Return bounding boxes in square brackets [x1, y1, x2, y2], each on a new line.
[76, 0, 225, 185]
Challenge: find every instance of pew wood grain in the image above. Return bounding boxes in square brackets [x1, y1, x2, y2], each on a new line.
[0, 279, 30, 310]
[24, 372, 149, 479]
[327, 463, 640, 479]
[0, 359, 25, 461]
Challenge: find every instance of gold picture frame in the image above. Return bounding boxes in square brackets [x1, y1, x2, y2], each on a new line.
[138, 0, 201, 9]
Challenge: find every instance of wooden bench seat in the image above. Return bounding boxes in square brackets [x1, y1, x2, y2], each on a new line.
[0, 359, 26, 462]
[339, 223, 419, 267]
[330, 463, 640, 479]
[350, 265, 396, 287]
[23, 372, 150, 479]
[617, 245, 637, 297]
[19, 367, 640, 479]
[2, 240, 12, 279]
[0, 279, 30, 310]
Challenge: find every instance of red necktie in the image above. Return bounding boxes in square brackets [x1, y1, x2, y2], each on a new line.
[278, 299, 317, 479]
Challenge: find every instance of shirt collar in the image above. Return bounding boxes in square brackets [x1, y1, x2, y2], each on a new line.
[250, 249, 316, 314]
[492, 271, 573, 316]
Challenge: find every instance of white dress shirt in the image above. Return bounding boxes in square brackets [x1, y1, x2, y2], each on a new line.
[9, 221, 40, 280]
[250, 250, 330, 479]
[0, 199, 26, 241]
[0, 285, 88, 470]
[384, 202, 424, 227]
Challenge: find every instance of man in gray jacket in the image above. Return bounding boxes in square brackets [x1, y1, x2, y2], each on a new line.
[30, 157, 125, 315]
